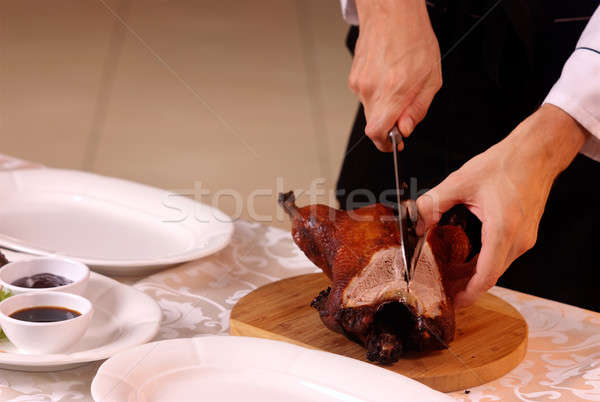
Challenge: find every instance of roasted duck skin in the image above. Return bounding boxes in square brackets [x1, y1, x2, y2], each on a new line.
[279, 191, 478, 364]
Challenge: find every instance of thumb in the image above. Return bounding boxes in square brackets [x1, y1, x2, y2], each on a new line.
[416, 172, 465, 235]
[364, 102, 401, 153]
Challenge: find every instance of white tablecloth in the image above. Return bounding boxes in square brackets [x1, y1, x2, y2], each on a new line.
[0, 155, 599, 401]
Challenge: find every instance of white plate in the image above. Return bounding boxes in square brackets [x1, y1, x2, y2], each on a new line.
[0, 169, 234, 275]
[91, 336, 453, 402]
[0, 272, 161, 371]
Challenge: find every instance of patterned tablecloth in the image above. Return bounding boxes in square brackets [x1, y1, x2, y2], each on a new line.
[0, 155, 599, 401]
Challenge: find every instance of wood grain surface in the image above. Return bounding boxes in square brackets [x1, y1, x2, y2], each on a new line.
[230, 273, 528, 392]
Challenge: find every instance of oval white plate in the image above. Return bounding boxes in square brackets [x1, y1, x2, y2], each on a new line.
[0, 272, 161, 371]
[0, 169, 234, 275]
[91, 336, 453, 402]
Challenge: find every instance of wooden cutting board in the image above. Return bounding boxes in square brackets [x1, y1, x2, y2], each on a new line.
[230, 273, 527, 393]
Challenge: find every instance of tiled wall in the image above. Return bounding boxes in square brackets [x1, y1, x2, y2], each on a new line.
[0, 0, 358, 228]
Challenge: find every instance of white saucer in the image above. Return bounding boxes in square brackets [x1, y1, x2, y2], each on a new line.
[0, 272, 161, 371]
[0, 169, 234, 275]
[91, 336, 452, 402]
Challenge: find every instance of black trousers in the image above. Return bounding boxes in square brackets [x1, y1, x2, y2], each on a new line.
[336, 1, 600, 311]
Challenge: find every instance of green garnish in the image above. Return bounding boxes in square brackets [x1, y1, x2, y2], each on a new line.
[0, 289, 11, 301]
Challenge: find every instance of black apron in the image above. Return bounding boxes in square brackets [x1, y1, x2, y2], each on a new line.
[336, 0, 600, 311]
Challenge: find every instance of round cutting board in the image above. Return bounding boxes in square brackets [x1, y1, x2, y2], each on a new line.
[230, 273, 527, 393]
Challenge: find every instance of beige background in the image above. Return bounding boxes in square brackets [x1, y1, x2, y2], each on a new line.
[0, 0, 357, 228]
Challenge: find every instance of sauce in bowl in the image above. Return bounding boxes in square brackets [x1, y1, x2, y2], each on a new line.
[11, 273, 72, 289]
[9, 306, 81, 323]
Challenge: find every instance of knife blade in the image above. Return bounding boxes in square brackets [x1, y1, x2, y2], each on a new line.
[388, 127, 412, 282]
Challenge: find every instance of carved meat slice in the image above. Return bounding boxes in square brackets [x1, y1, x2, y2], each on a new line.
[279, 191, 477, 364]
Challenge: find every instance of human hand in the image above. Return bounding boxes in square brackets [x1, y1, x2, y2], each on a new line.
[350, 0, 442, 151]
[416, 104, 588, 308]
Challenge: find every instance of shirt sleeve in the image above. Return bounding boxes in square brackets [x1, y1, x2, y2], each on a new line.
[340, 0, 359, 25]
[543, 6, 600, 161]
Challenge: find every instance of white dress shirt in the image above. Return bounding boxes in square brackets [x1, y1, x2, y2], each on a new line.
[339, 1, 600, 161]
[544, 7, 600, 161]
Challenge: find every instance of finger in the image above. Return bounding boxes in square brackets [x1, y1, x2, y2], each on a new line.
[443, 256, 478, 301]
[367, 134, 394, 152]
[398, 83, 439, 137]
[365, 119, 397, 152]
[398, 116, 415, 138]
[369, 133, 404, 152]
[415, 172, 465, 234]
[364, 100, 404, 152]
[453, 219, 509, 308]
[385, 136, 405, 152]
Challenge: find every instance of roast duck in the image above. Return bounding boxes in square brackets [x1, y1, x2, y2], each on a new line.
[279, 191, 480, 364]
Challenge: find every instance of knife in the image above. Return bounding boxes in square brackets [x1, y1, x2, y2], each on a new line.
[388, 127, 412, 282]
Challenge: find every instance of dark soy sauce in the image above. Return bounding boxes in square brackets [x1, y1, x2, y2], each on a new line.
[9, 306, 81, 323]
[12, 273, 72, 289]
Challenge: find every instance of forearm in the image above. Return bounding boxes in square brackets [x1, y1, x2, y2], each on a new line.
[416, 104, 588, 307]
[506, 104, 588, 181]
[355, 0, 430, 28]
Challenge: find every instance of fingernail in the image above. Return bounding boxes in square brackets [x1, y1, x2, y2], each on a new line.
[400, 116, 414, 137]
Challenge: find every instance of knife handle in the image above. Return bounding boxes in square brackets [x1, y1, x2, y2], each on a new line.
[388, 126, 402, 143]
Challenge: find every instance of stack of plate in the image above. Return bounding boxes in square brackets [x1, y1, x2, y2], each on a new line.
[0, 168, 233, 371]
[0, 168, 234, 275]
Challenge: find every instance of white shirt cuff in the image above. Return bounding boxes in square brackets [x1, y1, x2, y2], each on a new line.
[544, 49, 600, 161]
[543, 5, 600, 161]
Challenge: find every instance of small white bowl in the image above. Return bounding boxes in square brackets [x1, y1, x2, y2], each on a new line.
[0, 257, 89, 296]
[0, 291, 93, 354]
